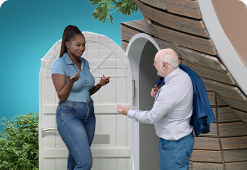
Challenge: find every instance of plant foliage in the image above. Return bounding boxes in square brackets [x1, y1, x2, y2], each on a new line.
[88, 0, 138, 23]
[0, 112, 39, 170]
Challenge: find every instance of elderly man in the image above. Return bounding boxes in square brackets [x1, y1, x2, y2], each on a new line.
[115, 48, 194, 170]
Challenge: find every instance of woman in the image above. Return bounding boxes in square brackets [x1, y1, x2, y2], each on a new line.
[51, 25, 110, 170]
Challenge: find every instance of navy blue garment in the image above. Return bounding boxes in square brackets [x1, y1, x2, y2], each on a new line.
[156, 77, 164, 86]
[155, 64, 216, 136]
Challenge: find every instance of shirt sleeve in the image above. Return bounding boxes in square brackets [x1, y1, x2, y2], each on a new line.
[51, 60, 66, 76]
[127, 87, 178, 124]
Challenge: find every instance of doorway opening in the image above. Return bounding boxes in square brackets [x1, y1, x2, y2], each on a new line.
[139, 40, 160, 170]
[126, 33, 161, 170]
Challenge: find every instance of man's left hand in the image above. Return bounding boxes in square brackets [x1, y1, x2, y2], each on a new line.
[115, 104, 130, 115]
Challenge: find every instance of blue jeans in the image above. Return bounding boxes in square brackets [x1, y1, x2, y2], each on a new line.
[56, 99, 95, 170]
[159, 132, 194, 170]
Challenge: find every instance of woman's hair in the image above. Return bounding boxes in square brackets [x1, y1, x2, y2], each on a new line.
[60, 25, 84, 57]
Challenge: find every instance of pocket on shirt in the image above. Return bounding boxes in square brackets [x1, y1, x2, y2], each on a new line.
[62, 106, 75, 115]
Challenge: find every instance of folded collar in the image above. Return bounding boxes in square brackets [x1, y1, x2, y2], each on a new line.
[63, 53, 85, 65]
[164, 67, 180, 84]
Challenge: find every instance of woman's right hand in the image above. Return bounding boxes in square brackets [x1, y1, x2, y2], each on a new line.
[67, 71, 80, 83]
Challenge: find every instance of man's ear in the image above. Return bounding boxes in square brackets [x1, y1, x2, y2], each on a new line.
[162, 62, 167, 69]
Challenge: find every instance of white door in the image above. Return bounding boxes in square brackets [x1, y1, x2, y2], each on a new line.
[39, 32, 133, 170]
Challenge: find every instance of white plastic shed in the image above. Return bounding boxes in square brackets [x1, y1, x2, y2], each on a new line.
[39, 32, 135, 170]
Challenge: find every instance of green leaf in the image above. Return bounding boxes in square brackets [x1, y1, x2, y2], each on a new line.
[88, 0, 138, 24]
[109, 14, 113, 24]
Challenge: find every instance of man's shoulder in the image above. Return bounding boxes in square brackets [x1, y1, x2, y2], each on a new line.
[169, 68, 191, 85]
[165, 69, 192, 94]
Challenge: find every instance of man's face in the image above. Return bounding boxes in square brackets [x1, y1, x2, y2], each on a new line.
[154, 54, 163, 76]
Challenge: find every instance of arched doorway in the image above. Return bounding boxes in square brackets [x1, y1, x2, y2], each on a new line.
[127, 33, 161, 170]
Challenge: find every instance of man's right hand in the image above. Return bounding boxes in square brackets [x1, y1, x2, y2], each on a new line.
[151, 85, 160, 98]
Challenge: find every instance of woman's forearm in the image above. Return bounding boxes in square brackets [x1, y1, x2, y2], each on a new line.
[90, 83, 101, 96]
[57, 81, 74, 102]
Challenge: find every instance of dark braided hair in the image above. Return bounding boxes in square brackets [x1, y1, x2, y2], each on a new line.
[60, 25, 84, 57]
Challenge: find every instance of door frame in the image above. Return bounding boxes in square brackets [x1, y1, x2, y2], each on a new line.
[126, 33, 160, 170]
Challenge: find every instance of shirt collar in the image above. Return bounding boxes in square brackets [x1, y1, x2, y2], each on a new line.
[164, 67, 180, 84]
[63, 53, 85, 65]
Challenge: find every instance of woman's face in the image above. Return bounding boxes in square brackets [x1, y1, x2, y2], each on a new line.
[66, 34, 86, 58]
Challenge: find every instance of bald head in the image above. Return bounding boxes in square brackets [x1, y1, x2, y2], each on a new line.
[156, 49, 179, 69]
[154, 49, 179, 77]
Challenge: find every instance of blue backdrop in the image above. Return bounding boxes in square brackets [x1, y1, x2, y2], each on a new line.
[0, 0, 143, 127]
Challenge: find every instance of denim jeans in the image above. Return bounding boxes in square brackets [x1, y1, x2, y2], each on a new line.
[56, 99, 95, 170]
[159, 132, 194, 170]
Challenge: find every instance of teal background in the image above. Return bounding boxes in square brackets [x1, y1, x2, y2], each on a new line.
[0, 0, 143, 128]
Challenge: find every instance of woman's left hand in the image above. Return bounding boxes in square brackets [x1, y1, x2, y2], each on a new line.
[99, 75, 111, 86]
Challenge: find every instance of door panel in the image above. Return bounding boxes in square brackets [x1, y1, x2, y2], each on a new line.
[39, 32, 132, 170]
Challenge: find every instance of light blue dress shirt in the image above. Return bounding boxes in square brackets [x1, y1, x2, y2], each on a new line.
[128, 67, 193, 140]
[51, 53, 95, 102]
